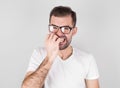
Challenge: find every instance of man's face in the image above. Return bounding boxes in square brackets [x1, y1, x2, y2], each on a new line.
[49, 15, 76, 50]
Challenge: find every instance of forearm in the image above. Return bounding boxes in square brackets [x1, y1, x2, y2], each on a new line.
[85, 79, 100, 88]
[22, 56, 53, 88]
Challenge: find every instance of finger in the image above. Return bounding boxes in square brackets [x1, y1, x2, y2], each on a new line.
[52, 34, 58, 41]
[45, 34, 50, 40]
[56, 38, 64, 44]
[49, 33, 54, 40]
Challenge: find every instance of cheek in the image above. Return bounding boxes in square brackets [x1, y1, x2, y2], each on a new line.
[66, 35, 72, 42]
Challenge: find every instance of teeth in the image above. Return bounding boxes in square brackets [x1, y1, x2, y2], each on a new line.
[63, 39, 65, 42]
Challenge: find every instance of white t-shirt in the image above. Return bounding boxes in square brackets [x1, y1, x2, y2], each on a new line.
[27, 47, 99, 88]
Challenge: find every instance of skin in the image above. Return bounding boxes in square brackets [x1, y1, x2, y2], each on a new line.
[21, 15, 99, 88]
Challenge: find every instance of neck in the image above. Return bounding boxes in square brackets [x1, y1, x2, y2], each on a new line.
[58, 45, 73, 60]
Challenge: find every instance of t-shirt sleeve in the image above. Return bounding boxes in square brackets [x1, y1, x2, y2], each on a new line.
[85, 54, 99, 80]
[26, 48, 45, 72]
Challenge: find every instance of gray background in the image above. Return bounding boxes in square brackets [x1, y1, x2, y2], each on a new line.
[0, 0, 120, 88]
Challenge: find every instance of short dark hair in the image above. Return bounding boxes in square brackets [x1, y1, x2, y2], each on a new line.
[49, 6, 76, 27]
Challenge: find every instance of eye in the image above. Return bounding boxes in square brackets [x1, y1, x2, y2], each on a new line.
[64, 27, 70, 30]
[61, 27, 70, 33]
[49, 25, 58, 32]
[53, 26, 58, 30]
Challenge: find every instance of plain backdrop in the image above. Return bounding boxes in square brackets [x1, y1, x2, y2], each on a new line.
[0, 0, 120, 88]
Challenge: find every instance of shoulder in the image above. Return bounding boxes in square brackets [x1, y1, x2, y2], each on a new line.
[73, 47, 95, 63]
[26, 47, 46, 72]
[31, 46, 47, 60]
[33, 47, 46, 55]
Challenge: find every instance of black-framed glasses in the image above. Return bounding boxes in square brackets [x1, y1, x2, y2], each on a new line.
[48, 24, 74, 34]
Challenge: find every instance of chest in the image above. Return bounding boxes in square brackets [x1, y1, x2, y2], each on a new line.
[45, 59, 87, 88]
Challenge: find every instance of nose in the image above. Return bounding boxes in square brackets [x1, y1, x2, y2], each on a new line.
[56, 28, 64, 37]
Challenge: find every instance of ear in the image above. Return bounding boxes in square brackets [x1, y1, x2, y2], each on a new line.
[72, 27, 77, 36]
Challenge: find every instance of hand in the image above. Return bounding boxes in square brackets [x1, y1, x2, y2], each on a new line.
[45, 33, 63, 62]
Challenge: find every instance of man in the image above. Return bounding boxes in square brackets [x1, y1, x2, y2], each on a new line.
[22, 6, 100, 88]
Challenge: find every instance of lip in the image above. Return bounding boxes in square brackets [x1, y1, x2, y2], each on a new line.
[57, 36, 66, 44]
[59, 38, 66, 45]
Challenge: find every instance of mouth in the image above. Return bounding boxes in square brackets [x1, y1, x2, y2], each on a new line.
[57, 36, 67, 45]
[59, 38, 66, 45]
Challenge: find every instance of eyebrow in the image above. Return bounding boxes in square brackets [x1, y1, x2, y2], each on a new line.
[50, 24, 72, 28]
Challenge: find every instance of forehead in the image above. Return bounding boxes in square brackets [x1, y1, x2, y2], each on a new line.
[50, 15, 73, 26]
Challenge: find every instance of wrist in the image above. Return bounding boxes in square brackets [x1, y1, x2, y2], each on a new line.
[46, 55, 56, 63]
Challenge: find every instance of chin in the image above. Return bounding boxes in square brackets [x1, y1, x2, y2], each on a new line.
[59, 40, 71, 50]
[59, 44, 69, 50]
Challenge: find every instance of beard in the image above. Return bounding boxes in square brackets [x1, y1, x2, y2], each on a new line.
[59, 36, 72, 50]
